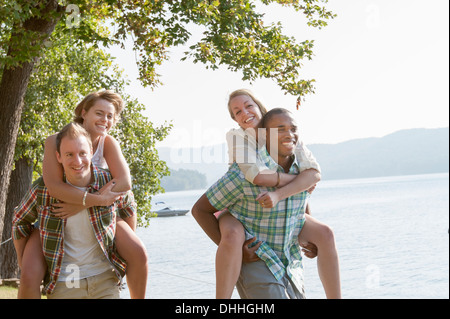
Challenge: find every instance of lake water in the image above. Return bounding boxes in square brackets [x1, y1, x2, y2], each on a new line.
[120, 173, 449, 299]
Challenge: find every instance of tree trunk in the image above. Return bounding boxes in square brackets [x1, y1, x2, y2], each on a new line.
[0, 49, 35, 255]
[0, 0, 61, 253]
[0, 158, 33, 279]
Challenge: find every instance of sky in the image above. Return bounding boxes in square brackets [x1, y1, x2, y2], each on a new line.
[108, 0, 449, 149]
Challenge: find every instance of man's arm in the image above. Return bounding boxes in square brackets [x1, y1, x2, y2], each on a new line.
[191, 193, 222, 245]
[12, 182, 40, 268]
[192, 186, 262, 263]
[193, 166, 245, 244]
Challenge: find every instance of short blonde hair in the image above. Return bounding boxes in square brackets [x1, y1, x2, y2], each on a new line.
[227, 89, 268, 120]
[73, 90, 124, 124]
[56, 123, 92, 154]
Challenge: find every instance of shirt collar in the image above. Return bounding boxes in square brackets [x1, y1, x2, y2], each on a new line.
[259, 145, 300, 173]
[89, 164, 103, 191]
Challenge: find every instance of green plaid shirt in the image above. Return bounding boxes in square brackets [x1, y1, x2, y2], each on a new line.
[12, 164, 136, 295]
[206, 146, 309, 292]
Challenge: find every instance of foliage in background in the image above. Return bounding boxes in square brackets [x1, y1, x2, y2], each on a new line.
[106, 0, 336, 101]
[16, 26, 172, 227]
[1, 0, 335, 100]
[161, 168, 207, 192]
[111, 97, 172, 227]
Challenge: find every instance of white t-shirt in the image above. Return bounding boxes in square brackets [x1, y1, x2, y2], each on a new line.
[58, 184, 112, 282]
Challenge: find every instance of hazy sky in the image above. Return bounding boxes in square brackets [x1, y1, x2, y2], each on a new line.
[109, 0, 449, 148]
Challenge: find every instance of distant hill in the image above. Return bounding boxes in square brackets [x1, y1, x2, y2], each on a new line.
[157, 127, 449, 186]
[308, 127, 449, 180]
[160, 168, 207, 191]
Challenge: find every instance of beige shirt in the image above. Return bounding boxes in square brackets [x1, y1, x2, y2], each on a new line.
[226, 128, 321, 183]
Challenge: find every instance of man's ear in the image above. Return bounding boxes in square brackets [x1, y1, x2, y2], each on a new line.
[56, 150, 62, 164]
[81, 108, 86, 117]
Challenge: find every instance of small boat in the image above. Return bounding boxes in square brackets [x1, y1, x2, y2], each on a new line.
[153, 201, 189, 217]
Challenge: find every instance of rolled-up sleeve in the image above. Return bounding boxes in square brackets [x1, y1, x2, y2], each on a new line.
[12, 184, 39, 240]
[206, 166, 244, 211]
[116, 190, 137, 219]
[296, 140, 321, 173]
[226, 128, 268, 184]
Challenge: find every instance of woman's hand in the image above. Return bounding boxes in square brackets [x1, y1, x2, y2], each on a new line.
[97, 182, 126, 206]
[256, 191, 281, 208]
[307, 184, 317, 194]
[51, 202, 84, 219]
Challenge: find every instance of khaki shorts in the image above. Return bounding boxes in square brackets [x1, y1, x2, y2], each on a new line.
[48, 269, 120, 299]
[236, 260, 305, 299]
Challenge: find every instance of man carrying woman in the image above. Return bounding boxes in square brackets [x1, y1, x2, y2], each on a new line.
[193, 89, 341, 299]
[13, 123, 135, 298]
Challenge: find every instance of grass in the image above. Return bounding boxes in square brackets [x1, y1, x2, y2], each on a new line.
[0, 286, 18, 299]
[0, 286, 47, 299]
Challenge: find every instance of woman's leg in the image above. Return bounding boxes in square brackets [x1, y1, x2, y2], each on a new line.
[298, 213, 341, 299]
[18, 228, 46, 299]
[115, 219, 148, 299]
[216, 212, 246, 299]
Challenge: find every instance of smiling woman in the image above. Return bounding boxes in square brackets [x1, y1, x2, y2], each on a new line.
[81, 100, 116, 139]
[43, 90, 131, 206]
[226, 91, 320, 189]
[227, 89, 268, 131]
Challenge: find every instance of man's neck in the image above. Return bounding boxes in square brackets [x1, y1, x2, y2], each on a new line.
[276, 155, 294, 173]
[263, 145, 294, 172]
[65, 171, 93, 188]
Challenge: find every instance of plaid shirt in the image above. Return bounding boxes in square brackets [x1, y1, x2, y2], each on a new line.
[206, 146, 309, 292]
[12, 164, 136, 295]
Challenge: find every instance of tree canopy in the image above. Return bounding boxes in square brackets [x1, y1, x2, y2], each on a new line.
[16, 28, 172, 227]
[1, 0, 335, 97]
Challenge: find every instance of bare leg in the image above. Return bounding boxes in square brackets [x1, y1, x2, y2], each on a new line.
[18, 229, 46, 299]
[216, 212, 246, 299]
[115, 219, 148, 299]
[298, 214, 341, 299]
